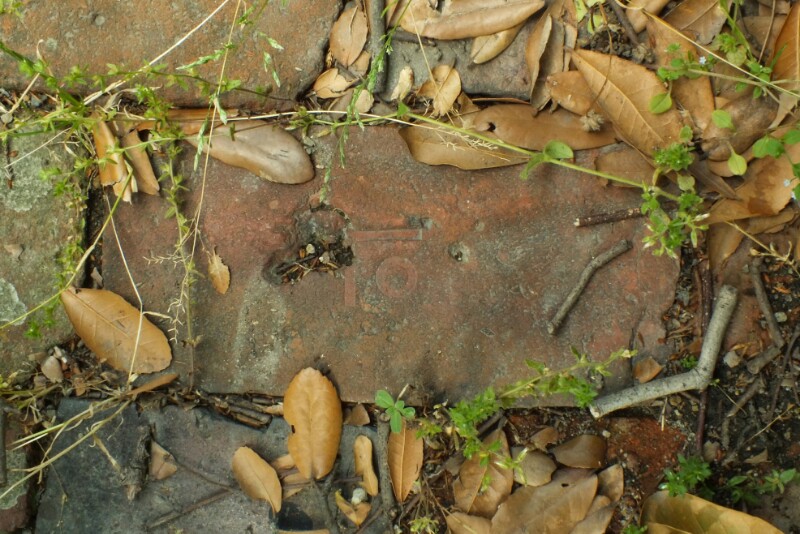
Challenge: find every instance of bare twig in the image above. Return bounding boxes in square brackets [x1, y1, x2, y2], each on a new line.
[696, 243, 712, 452]
[591, 285, 738, 417]
[574, 207, 643, 227]
[547, 239, 632, 335]
[609, 0, 640, 45]
[746, 345, 783, 375]
[146, 488, 233, 531]
[750, 258, 785, 348]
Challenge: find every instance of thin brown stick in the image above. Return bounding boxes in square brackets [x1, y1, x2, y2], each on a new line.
[696, 243, 712, 452]
[547, 239, 632, 335]
[574, 207, 643, 227]
[608, 0, 640, 45]
[146, 488, 233, 530]
[750, 258, 785, 348]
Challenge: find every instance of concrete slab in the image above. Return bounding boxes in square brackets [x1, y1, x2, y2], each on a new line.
[103, 126, 678, 404]
[0, 0, 339, 110]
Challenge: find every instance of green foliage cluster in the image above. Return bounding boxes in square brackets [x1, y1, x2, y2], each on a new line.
[660, 455, 713, 496]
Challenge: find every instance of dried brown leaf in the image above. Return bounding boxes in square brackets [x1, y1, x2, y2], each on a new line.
[232, 446, 282, 514]
[633, 356, 664, 383]
[330, 88, 373, 114]
[551, 434, 607, 468]
[270, 453, 296, 474]
[330, 5, 368, 67]
[400, 0, 545, 40]
[120, 129, 159, 195]
[399, 124, 528, 170]
[344, 403, 371, 426]
[571, 504, 615, 534]
[642, 490, 783, 533]
[708, 222, 745, 271]
[471, 23, 524, 64]
[282, 471, 311, 499]
[185, 120, 314, 184]
[60, 287, 171, 374]
[771, 2, 800, 91]
[572, 49, 684, 156]
[417, 65, 462, 116]
[41, 355, 63, 383]
[664, 0, 729, 44]
[626, 0, 671, 31]
[531, 426, 559, 451]
[526, 14, 553, 99]
[390, 66, 415, 101]
[527, 13, 571, 109]
[546, 71, 601, 116]
[701, 94, 778, 160]
[149, 441, 178, 480]
[597, 464, 624, 502]
[93, 120, 126, 187]
[350, 50, 371, 77]
[354, 435, 379, 496]
[313, 68, 355, 99]
[334, 491, 370, 526]
[473, 105, 616, 150]
[491, 472, 598, 533]
[388, 421, 423, 502]
[513, 449, 556, 487]
[647, 16, 715, 131]
[453, 429, 514, 517]
[445, 512, 492, 534]
[207, 248, 230, 295]
[743, 15, 786, 61]
[284, 368, 343, 480]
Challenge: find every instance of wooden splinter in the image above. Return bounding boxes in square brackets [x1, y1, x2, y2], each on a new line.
[547, 239, 632, 335]
[591, 285, 738, 418]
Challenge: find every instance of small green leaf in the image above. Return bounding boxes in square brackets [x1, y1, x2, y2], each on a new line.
[375, 389, 394, 408]
[396, 101, 409, 119]
[649, 92, 673, 114]
[679, 125, 693, 143]
[520, 154, 546, 180]
[543, 140, 574, 160]
[711, 109, 734, 130]
[727, 151, 747, 175]
[677, 174, 695, 191]
[752, 136, 785, 158]
[390, 411, 403, 433]
[782, 129, 800, 145]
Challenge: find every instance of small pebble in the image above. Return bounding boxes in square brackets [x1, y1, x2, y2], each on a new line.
[93, 14, 106, 26]
[774, 311, 788, 323]
[723, 350, 742, 368]
[1, 112, 12, 124]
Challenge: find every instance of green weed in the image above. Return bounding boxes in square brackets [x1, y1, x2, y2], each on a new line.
[375, 389, 416, 433]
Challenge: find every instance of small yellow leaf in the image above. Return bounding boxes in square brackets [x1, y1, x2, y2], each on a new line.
[207, 248, 230, 295]
[232, 446, 282, 514]
[335, 491, 370, 526]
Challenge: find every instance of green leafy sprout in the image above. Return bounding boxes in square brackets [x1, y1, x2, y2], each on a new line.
[375, 389, 416, 433]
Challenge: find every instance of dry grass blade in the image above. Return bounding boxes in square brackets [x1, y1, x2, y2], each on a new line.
[445, 512, 491, 534]
[60, 287, 172, 374]
[400, 0, 545, 40]
[452, 429, 514, 518]
[185, 119, 314, 184]
[572, 49, 684, 156]
[353, 435, 379, 496]
[471, 23, 524, 64]
[283, 368, 343, 480]
[387, 421, 423, 502]
[207, 248, 230, 295]
[663, 0, 729, 44]
[329, 4, 368, 68]
[232, 446, 282, 514]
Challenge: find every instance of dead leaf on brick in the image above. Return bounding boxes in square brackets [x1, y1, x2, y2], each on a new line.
[185, 120, 314, 184]
[551, 434, 607, 468]
[664, 0, 729, 44]
[417, 65, 462, 116]
[595, 146, 655, 187]
[330, 88, 374, 114]
[93, 119, 126, 187]
[701, 94, 778, 161]
[149, 441, 178, 480]
[350, 50, 371, 77]
[473, 105, 616, 151]
[547, 71, 601, 117]
[642, 490, 783, 533]
[445, 512, 491, 534]
[573, 49, 684, 156]
[284, 368, 342, 480]
[335, 491, 370, 526]
[60, 287, 171, 374]
[572, 503, 615, 534]
[390, 66, 415, 101]
[399, 0, 545, 40]
[633, 356, 664, 383]
[120, 129, 159, 195]
[354, 435, 379, 496]
[232, 446, 282, 514]
[471, 23, 524, 64]
[313, 68, 356, 99]
[330, 4, 368, 68]
[207, 248, 230, 295]
[282, 471, 311, 499]
[769, 3, 800, 124]
[388, 421, 423, 502]
[708, 222, 745, 270]
[453, 429, 514, 517]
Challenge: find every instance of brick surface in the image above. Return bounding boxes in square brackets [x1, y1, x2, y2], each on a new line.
[0, 0, 339, 110]
[103, 126, 678, 404]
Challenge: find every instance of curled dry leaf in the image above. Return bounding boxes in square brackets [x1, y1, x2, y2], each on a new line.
[572, 49, 684, 156]
[512, 448, 556, 487]
[330, 4, 368, 67]
[633, 356, 664, 383]
[313, 68, 356, 99]
[491, 472, 598, 533]
[526, 13, 553, 100]
[41, 355, 63, 383]
[547, 71, 602, 117]
[597, 463, 624, 503]
[344, 403, 371, 426]
[417, 65, 462, 117]
[571, 503, 615, 534]
[769, 3, 800, 125]
[664, 0, 729, 44]
[390, 66, 415, 101]
[453, 429, 514, 518]
[399, 124, 528, 170]
[388, 421, 423, 502]
[232, 446, 282, 514]
[399, 0, 545, 40]
[472, 105, 616, 151]
[701, 94, 778, 161]
[284, 368, 342, 480]
[531, 426, 559, 451]
[551, 434, 607, 468]
[350, 50, 371, 77]
[185, 119, 314, 184]
[330, 88, 373, 114]
[60, 287, 172, 374]
[93, 119, 126, 187]
[207, 248, 230, 295]
[149, 441, 178, 480]
[471, 22, 524, 64]
[445, 512, 491, 534]
[642, 490, 783, 533]
[353, 435, 379, 496]
[120, 129, 159, 195]
[334, 491, 370, 527]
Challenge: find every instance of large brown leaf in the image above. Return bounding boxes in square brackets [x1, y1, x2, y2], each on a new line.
[232, 446, 282, 514]
[399, 0, 545, 40]
[472, 105, 616, 150]
[60, 287, 171, 374]
[329, 4, 368, 68]
[185, 119, 314, 184]
[572, 49, 684, 156]
[399, 124, 529, 170]
[664, 0, 729, 44]
[453, 429, 514, 518]
[642, 490, 783, 533]
[387, 421, 423, 502]
[491, 472, 598, 533]
[284, 368, 343, 480]
[647, 16, 715, 131]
